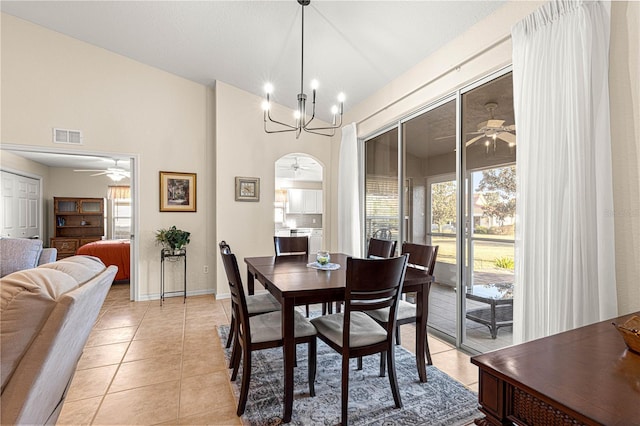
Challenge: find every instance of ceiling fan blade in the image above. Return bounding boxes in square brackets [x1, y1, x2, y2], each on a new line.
[497, 132, 516, 144]
[505, 124, 516, 131]
[90, 171, 108, 176]
[74, 169, 106, 172]
[465, 134, 484, 147]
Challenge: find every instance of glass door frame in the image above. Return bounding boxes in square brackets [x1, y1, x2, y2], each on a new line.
[360, 65, 514, 353]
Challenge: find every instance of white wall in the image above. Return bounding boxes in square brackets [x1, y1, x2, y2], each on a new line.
[214, 82, 332, 296]
[1, 13, 215, 300]
[328, 1, 640, 315]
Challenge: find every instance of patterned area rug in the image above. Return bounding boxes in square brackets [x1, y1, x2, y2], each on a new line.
[218, 325, 480, 426]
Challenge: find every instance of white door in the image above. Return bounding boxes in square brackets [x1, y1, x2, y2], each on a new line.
[1, 171, 41, 238]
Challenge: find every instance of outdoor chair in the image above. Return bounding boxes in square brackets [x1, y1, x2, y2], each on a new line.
[220, 247, 317, 416]
[219, 241, 280, 367]
[311, 255, 409, 426]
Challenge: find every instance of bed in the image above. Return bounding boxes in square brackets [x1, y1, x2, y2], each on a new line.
[76, 239, 130, 282]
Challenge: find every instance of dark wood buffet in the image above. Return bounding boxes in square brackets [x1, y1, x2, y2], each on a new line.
[471, 312, 640, 426]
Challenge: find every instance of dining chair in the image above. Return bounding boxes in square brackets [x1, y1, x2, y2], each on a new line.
[273, 236, 312, 316]
[335, 237, 397, 314]
[366, 242, 438, 375]
[220, 247, 317, 416]
[310, 255, 409, 426]
[367, 237, 397, 258]
[219, 241, 280, 366]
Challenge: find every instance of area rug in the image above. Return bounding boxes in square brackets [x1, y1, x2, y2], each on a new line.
[217, 325, 480, 426]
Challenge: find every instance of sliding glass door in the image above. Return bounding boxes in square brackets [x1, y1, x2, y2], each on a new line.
[363, 68, 516, 354]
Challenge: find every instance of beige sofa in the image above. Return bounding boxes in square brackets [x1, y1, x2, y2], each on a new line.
[0, 237, 58, 278]
[0, 255, 117, 425]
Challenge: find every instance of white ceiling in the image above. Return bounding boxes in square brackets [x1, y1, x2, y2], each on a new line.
[1, 0, 506, 123]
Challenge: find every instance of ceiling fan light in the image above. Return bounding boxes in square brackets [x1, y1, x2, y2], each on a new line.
[107, 173, 124, 182]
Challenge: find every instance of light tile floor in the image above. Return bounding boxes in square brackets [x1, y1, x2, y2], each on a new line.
[57, 284, 479, 425]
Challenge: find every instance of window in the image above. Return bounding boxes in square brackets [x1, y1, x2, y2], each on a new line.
[107, 186, 131, 239]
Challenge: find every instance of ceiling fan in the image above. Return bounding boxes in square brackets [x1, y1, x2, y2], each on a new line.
[465, 102, 516, 148]
[74, 159, 130, 182]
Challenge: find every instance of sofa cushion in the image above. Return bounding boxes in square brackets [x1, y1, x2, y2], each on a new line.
[0, 238, 43, 277]
[0, 255, 107, 391]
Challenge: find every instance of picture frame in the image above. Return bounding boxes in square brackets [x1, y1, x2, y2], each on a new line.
[159, 171, 197, 212]
[235, 177, 260, 202]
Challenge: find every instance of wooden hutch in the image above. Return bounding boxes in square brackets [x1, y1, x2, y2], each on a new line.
[51, 197, 104, 259]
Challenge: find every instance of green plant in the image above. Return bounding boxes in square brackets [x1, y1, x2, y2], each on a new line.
[494, 256, 514, 270]
[155, 226, 191, 250]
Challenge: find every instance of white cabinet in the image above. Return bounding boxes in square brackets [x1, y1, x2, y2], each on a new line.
[286, 189, 322, 214]
[309, 229, 323, 254]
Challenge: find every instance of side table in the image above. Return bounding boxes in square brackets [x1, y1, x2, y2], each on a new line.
[160, 249, 187, 305]
[465, 282, 513, 339]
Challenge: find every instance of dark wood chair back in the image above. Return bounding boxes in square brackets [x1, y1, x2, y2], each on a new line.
[367, 238, 397, 258]
[401, 242, 438, 274]
[343, 255, 409, 344]
[274, 236, 309, 256]
[219, 249, 251, 345]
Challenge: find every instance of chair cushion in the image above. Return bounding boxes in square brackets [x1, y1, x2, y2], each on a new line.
[365, 300, 416, 323]
[311, 311, 387, 348]
[249, 309, 316, 344]
[0, 238, 43, 277]
[246, 292, 280, 315]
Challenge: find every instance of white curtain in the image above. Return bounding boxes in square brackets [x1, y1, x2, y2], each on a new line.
[512, 0, 617, 343]
[338, 122, 362, 257]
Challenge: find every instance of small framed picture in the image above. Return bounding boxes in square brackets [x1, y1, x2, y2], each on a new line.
[160, 171, 197, 212]
[235, 177, 260, 202]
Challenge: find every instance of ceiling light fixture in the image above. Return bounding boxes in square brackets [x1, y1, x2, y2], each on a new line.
[262, 0, 345, 139]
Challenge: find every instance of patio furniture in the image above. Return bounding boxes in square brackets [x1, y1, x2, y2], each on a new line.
[465, 282, 513, 339]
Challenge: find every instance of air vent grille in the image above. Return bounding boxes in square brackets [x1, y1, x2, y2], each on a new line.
[53, 128, 83, 145]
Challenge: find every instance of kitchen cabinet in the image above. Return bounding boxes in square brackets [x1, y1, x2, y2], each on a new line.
[286, 189, 322, 214]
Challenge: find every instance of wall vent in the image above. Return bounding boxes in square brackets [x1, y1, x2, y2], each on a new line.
[53, 128, 83, 145]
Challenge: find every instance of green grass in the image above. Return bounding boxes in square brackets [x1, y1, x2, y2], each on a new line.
[431, 236, 514, 272]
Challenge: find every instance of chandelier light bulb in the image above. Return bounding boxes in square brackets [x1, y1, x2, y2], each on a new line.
[337, 93, 346, 103]
[311, 79, 319, 90]
[264, 83, 274, 94]
[293, 110, 301, 119]
[261, 100, 270, 111]
[331, 105, 338, 115]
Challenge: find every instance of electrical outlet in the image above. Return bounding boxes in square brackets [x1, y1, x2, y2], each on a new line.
[203, 265, 209, 274]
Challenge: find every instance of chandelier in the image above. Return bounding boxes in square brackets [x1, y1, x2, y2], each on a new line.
[262, 0, 345, 138]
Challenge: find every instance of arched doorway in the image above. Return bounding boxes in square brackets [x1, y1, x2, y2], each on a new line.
[274, 153, 324, 254]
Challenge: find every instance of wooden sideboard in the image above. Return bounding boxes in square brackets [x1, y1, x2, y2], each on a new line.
[471, 312, 640, 426]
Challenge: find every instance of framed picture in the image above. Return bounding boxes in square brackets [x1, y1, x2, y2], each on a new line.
[235, 177, 260, 202]
[159, 171, 197, 212]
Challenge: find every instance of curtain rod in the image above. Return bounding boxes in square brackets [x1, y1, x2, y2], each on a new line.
[355, 34, 512, 126]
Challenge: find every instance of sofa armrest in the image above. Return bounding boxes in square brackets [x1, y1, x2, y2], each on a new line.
[38, 248, 58, 266]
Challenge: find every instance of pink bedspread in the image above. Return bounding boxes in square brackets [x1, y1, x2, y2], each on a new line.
[77, 240, 130, 281]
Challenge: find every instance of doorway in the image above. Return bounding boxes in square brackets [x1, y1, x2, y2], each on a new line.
[0, 144, 139, 301]
[274, 153, 324, 254]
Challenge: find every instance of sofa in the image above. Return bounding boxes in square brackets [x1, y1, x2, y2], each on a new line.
[0, 237, 58, 278]
[0, 255, 117, 425]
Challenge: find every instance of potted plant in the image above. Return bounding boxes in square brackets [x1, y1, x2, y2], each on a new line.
[155, 226, 191, 254]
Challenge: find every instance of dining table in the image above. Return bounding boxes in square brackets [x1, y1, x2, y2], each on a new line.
[244, 252, 433, 423]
